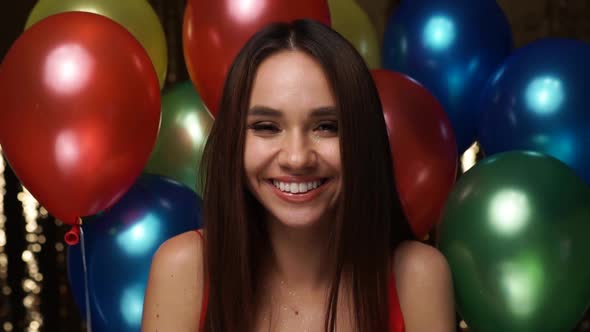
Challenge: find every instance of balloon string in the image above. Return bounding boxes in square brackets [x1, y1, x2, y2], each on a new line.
[80, 225, 93, 332]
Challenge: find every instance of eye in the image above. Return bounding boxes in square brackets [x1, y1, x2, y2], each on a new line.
[314, 121, 338, 135]
[248, 122, 281, 135]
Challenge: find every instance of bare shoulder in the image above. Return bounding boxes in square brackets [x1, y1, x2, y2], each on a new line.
[141, 230, 205, 332]
[393, 240, 450, 276]
[392, 241, 455, 332]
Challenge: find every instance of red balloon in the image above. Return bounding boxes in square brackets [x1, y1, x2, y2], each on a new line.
[0, 12, 160, 225]
[371, 70, 457, 239]
[183, 0, 330, 116]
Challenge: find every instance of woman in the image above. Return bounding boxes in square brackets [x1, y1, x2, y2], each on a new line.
[142, 19, 455, 332]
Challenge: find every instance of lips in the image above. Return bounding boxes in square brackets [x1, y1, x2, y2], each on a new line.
[271, 178, 328, 194]
[266, 177, 332, 203]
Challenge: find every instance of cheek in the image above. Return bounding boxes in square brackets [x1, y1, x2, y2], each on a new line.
[244, 136, 275, 178]
[317, 140, 341, 172]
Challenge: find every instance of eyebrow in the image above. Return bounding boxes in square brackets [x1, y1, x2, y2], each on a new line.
[247, 106, 337, 117]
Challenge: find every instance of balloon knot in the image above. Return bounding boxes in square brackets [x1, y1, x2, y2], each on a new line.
[65, 224, 81, 246]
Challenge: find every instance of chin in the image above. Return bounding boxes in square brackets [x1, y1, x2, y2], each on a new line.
[266, 208, 330, 231]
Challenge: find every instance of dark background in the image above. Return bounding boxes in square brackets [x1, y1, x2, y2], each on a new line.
[1, 0, 590, 331]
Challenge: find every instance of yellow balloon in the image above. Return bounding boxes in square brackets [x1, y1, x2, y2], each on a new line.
[328, 0, 381, 69]
[25, 0, 168, 88]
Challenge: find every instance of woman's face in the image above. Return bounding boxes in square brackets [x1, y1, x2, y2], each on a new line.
[244, 50, 341, 229]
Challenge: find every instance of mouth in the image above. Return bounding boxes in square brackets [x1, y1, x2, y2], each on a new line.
[265, 177, 332, 203]
[268, 178, 330, 195]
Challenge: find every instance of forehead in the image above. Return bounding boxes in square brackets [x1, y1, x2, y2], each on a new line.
[248, 50, 336, 113]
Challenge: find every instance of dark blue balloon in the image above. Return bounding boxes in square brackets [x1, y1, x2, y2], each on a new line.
[68, 173, 202, 332]
[382, 0, 513, 152]
[479, 38, 590, 185]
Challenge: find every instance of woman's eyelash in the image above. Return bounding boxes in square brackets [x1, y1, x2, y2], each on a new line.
[248, 122, 280, 133]
[316, 121, 338, 132]
[247, 121, 338, 134]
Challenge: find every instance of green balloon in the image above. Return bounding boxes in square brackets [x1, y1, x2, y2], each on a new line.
[145, 82, 213, 196]
[439, 151, 590, 331]
[25, 0, 168, 88]
[328, 0, 381, 69]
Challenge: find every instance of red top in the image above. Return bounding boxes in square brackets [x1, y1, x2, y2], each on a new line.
[195, 231, 405, 332]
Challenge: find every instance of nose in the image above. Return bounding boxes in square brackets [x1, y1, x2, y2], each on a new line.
[278, 131, 317, 172]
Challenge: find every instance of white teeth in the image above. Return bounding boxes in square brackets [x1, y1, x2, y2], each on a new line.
[272, 180, 324, 194]
[299, 183, 307, 193]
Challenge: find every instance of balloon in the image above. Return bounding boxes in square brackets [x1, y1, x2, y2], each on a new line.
[371, 70, 457, 238]
[382, 0, 513, 153]
[478, 38, 590, 185]
[68, 173, 202, 331]
[0, 12, 160, 225]
[438, 151, 590, 332]
[328, 0, 380, 68]
[25, 0, 168, 88]
[183, 0, 331, 116]
[145, 82, 213, 195]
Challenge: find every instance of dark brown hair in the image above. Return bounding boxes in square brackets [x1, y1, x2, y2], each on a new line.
[199, 19, 414, 332]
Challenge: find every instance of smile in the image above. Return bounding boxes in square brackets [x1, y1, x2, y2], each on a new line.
[266, 178, 331, 203]
[271, 179, 328, 194]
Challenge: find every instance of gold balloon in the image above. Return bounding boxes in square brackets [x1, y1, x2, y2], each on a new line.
[25, 0, 168, 88]
[328, 0, 381, 68]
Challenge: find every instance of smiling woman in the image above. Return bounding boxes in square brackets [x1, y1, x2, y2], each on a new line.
[244, 50, 341, 229]
[142, 19, 455, 332]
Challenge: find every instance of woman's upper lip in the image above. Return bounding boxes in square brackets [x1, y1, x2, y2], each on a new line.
[269, 176, 328, 182]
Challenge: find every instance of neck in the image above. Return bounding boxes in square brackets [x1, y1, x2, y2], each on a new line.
[263, 213, 335, 291]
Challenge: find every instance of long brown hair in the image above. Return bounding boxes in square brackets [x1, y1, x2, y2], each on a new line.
[199, 19, 414, 332]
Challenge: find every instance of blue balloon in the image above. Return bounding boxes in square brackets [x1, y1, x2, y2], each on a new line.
[479, 38, 590, 185]
[382, 0, 513, 152]
[67, 173, 202, 331]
